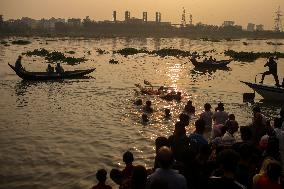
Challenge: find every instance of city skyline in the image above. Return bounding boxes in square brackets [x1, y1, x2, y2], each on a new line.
[0, 0, 284, 29]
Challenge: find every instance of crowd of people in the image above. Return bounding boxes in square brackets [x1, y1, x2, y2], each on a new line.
[91, 99, 284, 189]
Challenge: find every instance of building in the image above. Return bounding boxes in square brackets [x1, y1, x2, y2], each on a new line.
[256, 24, 264, 31]
[67, 18, 81, 27]
[223, 21, 235, 27]
[247, 23, 255, 31]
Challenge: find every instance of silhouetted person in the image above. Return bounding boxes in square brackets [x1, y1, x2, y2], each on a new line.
[184, 100, 195, 114]
[164, 108, 171, 119]
[15, 55, 24, 70]
[91, 169, 112, 189]
[142, 114, 149, 124]
[208, 149, 245, 189]
[143, 101, 153, 113]
[260, 57, 280, 86]
[46, 64, 54, 74]
[179, 113, 190, 127]
[55, 63, 64, 74]
[134, 99, 142, 106]
[146, 146, 187, 189]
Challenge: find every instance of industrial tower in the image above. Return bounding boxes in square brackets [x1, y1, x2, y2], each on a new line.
[181, 7, 186, 27]
[274, 6, 283, 32]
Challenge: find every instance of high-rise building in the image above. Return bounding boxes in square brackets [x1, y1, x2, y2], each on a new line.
[256, 24, 264, 31]
[0, 15, 3, 25]
[113, 11, 117, 22]
[223, 21, 235, 27]
[247, 23, 255, 31]
[125, 11, 130, 21]
[143, 12, 147, 22]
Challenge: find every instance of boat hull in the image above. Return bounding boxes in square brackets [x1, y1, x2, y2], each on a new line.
[8, 64, 95, 81]
[241, 81, 284, 101]
[190, 58, 231, 68]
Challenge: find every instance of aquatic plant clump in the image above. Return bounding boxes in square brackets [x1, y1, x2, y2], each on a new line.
[114, 48, 149, 56]
[24, 48, 87, 64]
[151, 48, 192, 57]
[224, 50, 284, 62]
[11, 40, 31, 45]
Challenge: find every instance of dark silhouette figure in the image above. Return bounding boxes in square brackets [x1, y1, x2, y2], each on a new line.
[15, 55, 24, 70]
[260, 57, 279, 86]
[91, 169, 112, 189]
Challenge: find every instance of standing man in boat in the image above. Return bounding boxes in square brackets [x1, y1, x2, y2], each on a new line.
[260, 57, 280, 86]
[15, 55, 24, 70]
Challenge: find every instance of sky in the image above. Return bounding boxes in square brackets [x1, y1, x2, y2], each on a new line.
[0, 0, 284, 29]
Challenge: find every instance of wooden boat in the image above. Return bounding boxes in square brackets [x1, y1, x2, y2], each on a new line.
[240, 81, 284, 101]
[8, 63, 95, 81]
[190, 58, 232, 68]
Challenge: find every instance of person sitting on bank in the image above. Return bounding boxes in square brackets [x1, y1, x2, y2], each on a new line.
[260, 57, 280, 86]
[15, 55, 24, 70]
[46, 64, 54, 74]
[55, 63, 64, 74]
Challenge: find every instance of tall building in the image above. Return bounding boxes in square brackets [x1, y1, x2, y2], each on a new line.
[113, 11, 117, 22]
[247, 23, 255, 31]
[0, 15, 3, 26]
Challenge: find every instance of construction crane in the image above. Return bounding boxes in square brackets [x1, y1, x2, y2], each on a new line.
[274, 6, 283, 32]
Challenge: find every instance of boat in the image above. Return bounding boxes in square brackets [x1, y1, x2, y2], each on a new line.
[190, 58, 232, 68]
[240, 81, 284, 101]
[8, 63, 96, 81]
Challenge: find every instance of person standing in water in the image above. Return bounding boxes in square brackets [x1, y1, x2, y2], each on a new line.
[260, 57, 280, 86]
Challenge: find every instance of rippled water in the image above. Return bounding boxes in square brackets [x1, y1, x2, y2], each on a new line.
[0, 37, 284, 189]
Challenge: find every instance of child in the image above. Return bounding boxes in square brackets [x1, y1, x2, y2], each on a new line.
[92, 169, 112, 189]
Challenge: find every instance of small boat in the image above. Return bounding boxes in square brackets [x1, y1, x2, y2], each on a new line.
[8, 63, 95, 81]
[240, 81, 284, 101]
[190, 58, 232, 68]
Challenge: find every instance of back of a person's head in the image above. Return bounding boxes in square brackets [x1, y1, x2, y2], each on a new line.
[131, 165, 147, 187]
[123, 151, 134, 164]
[155, 137, 170, 152]
[195, 119, 205, 133]
[179, 113, 189, 126]
[157, 146, 174, 169]
[240, 126, 252, 141]
[228, 114, 235, 120]
[204, 103, 211, 111]
[226, 120, 239, 133]
[217, 103, 224, 111]
[267, 161, 281, 181]
[96, 169, 107, 182]
[217, 149, 240, 172]
[174, 121, 186, 136]
[146, 100, 151, 106]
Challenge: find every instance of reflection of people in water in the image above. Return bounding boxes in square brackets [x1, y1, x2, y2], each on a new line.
[15, 55, 24, 70]
[260, 57, 280, 86]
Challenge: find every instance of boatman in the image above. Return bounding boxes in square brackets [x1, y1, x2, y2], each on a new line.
[260, 57, 280, 87]
[15, 55, 24, 70]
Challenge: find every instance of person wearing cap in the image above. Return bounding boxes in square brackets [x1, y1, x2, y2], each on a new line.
[15, 55, 24, 70]
[260, 57, 280, 86]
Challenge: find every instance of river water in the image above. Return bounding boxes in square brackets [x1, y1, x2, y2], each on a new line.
[0, 37, 283, 189]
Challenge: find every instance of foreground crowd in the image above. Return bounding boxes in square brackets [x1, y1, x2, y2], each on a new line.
[91, 101, 284, 189]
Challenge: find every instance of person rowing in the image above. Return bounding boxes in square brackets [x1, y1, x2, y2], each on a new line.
[15, 55, 24, 70]
[260, 57, 280, 87]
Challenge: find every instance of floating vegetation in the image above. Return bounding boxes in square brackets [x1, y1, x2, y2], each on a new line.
[200, 38, 221, 42]
[151, 48, 192, 57]
[243, 42, 249, 46]
[24, 48, 87, 64]
[11, 40, 31, 45]
[224, 50, 284, 62]
[109, 59, 119, 64]
[266, 41, 284, 45]
[96, 48, 108, 55]
[0, 40, 8, 45]
[114, 48, 149, 56]
[66, 51, 76, 54]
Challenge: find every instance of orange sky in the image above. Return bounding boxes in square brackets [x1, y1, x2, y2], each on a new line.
[0, 0, 283, 29]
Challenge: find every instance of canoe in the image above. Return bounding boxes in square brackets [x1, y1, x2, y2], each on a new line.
[240, 81, 284, 101]
[8, 63, 95, 81]
[190, 58, 232, 68]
